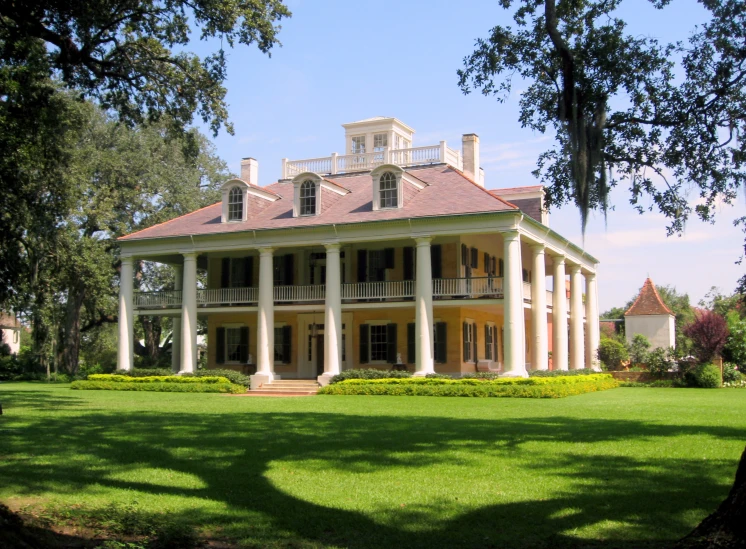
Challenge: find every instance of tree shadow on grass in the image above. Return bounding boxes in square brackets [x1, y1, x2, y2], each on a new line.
[0, 387, 87, 410]
[1, 395, 744, 548]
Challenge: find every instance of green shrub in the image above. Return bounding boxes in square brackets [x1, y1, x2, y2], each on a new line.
[529, 368, 597, 377]
[329, 368, 412, 384]
[722, 362, 742, 384]
[319, 376, 618, 398]
[628, 334, 651, 366]
[182, 369, 251, 387]
[646, 347, 675, 377]
[115, 368, 174, 377]
[692, 363, 722, 388]
[425, 373, 453, 379]
[597, 338, 628, 370]
[461, 372, 501, 379]
[71, 380, 244, 393]
[87, 374, 231, 384]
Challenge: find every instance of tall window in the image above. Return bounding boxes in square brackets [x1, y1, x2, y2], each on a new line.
[485, 325, 496, 360]
[228, 187, 243, 221]
[352, 136, 366, 154]
[226, 327, 245, 362]
[300, 180, 316, 216]
[370, 325, 388, 361]
[379, 171, 398, 208]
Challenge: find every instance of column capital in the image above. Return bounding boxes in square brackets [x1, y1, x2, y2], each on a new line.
[414, 236, 432, 246]
[258, 247, 274, 256]
[553, 255, 566, 266]
[324, 242, 342, 252]
[501, 230, 520, 242]
[181, 251, 198, 260]
[120, 254, 134, 264]
[568, 263, 582, 275]
[531, 243, 545, 253]
[584, 270, 597, 280]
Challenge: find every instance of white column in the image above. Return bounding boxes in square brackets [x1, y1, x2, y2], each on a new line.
[552, 256, 568, 370]
[413, 237, 435, 376]
[585, 271, 601, 370]
[117, 255, 134, 371]
[180, 253, 197, 373]
[252, 247, 276, 389]
[502, 231, 527, 377]
[531, 245, 548, 371]
[569, 264, 585, 370]
[319, 243, 342, 386]
[171, 265, 183, 373]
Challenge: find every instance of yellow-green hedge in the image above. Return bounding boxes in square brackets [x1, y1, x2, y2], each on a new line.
[71, 380, 245, 393]
[87, 374, 232, 384]
[319, 374, 619, 398]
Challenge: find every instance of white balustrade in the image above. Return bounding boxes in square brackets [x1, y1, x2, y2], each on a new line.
[432, 277, 504, 298]
[274, 284, 326, 302]
[523, 282, 532, 300]
[342, 280, 414, 300]
[444, 146, 463, 170]
[197, 287, 257, 305]
[285, 156, 333, 177]
[546, 290, 554, 306]
[389, 145, 442, 167]
[134, 291, 182, 308]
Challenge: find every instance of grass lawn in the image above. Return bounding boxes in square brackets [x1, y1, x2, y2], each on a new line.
[0, 383, 744, 548]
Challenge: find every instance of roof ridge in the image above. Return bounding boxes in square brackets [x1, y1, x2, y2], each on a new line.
[625, 278, 674, 316]
[445, 166, 520, 210]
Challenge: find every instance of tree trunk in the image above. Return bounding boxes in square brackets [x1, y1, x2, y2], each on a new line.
[139, 316, 164, 364]
[675, 445, 746, 549]
[59, 282, 85, 375]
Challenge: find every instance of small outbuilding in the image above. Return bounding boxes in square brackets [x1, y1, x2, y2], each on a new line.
[624, 278, 675, 350]
[0, 312, 21, 355]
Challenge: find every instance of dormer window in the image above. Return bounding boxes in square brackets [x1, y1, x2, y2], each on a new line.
[379, 172, 398, 208]
[300, 180, 317, 216]
[228, 187, 244, 221]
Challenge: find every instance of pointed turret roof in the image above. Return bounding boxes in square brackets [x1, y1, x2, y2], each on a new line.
[625, 278, 674, 316]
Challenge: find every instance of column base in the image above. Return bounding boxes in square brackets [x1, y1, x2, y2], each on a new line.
[501, 369, 529, 378]
[412, 370, 434, 378]
[177, 369, 194, 376]
[317, 373, 337, 387]
[250, 372, 278, 390]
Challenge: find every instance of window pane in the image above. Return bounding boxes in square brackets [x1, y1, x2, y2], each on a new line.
[300, 180, 316, 216]
[352, 136, 365, 154]
[230, 259, 245, 288]
[370, 325, 388, 361]
[274, 327, 284, 362]
[226, 328, 243, 362]
[379, 172, 398, 208]
[373, 133, 388, 151]
[228, 187, 243, 221]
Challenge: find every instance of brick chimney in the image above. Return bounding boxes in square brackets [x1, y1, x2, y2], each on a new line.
[462, 134, 481, 185]
[241, 157, 258, 185]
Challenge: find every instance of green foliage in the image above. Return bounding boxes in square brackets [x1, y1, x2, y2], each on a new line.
[115, 368, 174, 377]
[683, 310, 729, 364]
[530, 368, 598, 377]
[320, 375, 619, 398]
[182, 369, 251, 387]
[461, 372, 501, 379]
[722, 363, 742, 384]
[628, 334, 651, 366]
[597, 337, 629, 370]
[646, 348, 675, 377]
[723, 311, 746, 366]
[691, 364, 722, 389]
[329, 369, 412, 384]
[71, 380, 244, 393]
[87, 374, 231, 384]
[424, 373, 454, 379]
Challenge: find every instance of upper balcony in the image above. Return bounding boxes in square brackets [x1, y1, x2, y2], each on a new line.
[281, 142, 466, 179]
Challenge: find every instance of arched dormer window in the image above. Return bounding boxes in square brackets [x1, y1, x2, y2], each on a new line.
[299, 180, 317, 216]
[371, 165, 405, 211]
[379, 171, 398, 208]
[228, 187, 244, 221]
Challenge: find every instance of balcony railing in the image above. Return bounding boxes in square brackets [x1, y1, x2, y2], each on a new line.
[282, 142, 463, 179]
[133, 278, 578, 310]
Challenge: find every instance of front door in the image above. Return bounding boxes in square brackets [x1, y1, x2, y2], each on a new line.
[315, 334, 325, 376]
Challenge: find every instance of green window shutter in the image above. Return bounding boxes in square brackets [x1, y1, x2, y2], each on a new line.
[221, 258, 230, 288]
[244, 257, 254, 287]
[284, 254, 295, 286]
[216, 327, 226, 364]
[431, 244, 442, 279]
[282, 325, 292, 364]
[473, 323, 478, 363]
[357, 250, 367, 282]
[461, 244, 468, 266]
[384, 248, 395, 269]
[499, 259, 504, 277]
[484, 324, 490, 360]
[435, 322, 447, 364]
[387, 323, 398, 364]
[239, 327, 249, 363]
[471, 247, 478, 269]
[407, 323, 415, 364]
[403, 247, 414, 281]
[463, 322, 468, 362]
[484, 252, 489, 273]
[359, 324, 369, 364]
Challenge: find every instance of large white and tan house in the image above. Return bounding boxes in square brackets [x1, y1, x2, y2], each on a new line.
[116, 117, 600, 388]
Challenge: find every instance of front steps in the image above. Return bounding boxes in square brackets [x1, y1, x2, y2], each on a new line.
[245, 379, 319, 397]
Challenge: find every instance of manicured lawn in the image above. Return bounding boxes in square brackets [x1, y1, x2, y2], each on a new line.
[0, 383, 744, 548]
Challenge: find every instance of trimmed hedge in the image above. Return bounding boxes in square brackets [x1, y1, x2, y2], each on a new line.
[318, 374, 619, 398]
[87, 374, 232, 384]
[529, 368, 598, 377]
[182, 369, 251, 387]
[71, 380, 245, 393]
[329, 369, 412, 384]
[114, 368, 173, 377]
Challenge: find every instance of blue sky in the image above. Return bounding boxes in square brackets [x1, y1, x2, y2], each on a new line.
[193, 0, 745, 313]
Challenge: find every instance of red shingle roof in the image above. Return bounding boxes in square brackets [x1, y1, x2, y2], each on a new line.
[625, 278, 674, 316]
[489, 185, 543, 196]
[119, 165, 518, 241]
